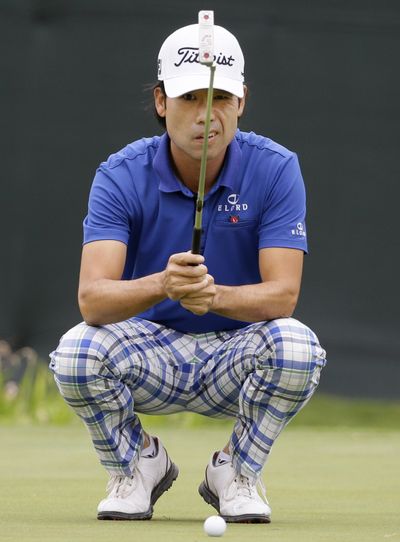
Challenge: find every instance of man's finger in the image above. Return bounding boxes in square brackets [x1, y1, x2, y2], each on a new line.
[166, 277, 210, 300]
[180, 275, 215, 297]
[168, 252, 205, 267]
[168, 262, 208, 278]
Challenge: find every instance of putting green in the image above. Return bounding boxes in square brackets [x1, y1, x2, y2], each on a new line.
[1, 422, 399, 541]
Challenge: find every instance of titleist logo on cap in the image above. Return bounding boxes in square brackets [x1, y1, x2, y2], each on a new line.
[174, 47, 235, 68]
[157, 24, 245, 97]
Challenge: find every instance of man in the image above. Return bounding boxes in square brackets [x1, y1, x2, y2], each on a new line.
[50, 21, 326, 524]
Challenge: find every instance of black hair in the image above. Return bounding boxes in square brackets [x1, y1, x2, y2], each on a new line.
[152, 81, 167, 129]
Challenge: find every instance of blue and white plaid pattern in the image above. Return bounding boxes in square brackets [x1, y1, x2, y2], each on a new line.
[50, 317, 326, 480]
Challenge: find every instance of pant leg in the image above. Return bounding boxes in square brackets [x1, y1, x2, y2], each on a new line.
[50, 316, 326, 480]
[49, 319, 203, 475]
[187, 318, 327, 480]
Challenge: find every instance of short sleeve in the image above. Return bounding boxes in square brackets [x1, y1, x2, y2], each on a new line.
[258, 153, 308, 253]
[83, 167, 136, 245]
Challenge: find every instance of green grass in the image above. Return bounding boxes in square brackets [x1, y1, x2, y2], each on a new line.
[1, 424, 399, 542]
[1, 355, 400, 429]
[1, 351, 400, 539]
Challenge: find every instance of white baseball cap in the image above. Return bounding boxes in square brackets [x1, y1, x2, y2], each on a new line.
[157, 24, 245, 98]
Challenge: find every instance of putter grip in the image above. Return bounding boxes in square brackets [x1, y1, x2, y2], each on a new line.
[191, 227, 202, 255]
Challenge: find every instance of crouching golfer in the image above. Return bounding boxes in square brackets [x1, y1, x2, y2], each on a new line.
[50, 20, 326, 524]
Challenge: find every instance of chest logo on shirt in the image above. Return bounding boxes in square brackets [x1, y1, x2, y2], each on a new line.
[217, 193, 249, 213]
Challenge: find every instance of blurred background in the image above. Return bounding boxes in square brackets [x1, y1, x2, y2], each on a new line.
[1, 0, 399, 406]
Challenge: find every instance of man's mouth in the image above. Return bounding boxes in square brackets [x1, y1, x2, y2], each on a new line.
[195, 131, 217, 141]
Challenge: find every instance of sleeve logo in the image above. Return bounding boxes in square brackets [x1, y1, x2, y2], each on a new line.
[291, 222, 306, 237]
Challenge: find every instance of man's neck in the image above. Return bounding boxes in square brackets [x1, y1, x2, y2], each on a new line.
[170, 144, 226, 194]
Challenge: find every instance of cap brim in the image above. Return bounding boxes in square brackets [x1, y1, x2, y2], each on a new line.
[164, 74, 244, 98]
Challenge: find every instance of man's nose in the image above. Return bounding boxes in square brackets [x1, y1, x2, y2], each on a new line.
[195, 97, 215, 123]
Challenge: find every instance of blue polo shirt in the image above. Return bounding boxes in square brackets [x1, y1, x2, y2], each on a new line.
[83, 130, 307, 333]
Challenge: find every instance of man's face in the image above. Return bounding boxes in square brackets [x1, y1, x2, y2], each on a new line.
[154, 87, 246, 167]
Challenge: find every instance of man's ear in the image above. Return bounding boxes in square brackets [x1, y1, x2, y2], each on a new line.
[154, 87, 167, 117]
[238, 85, 247, 118]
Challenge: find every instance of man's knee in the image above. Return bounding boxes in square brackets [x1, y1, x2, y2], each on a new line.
[49, 323, 116, 402]
[268, 317, 325, 362]
[256, 318, 326, 392]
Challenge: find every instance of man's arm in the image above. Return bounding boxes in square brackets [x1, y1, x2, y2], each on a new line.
[78, 241, 209, 326]
[78, 240, 165, 325]
[180, 247, 303, 322]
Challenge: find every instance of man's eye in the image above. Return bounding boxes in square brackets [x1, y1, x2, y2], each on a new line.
[182, 93, 196, 101]
[214, 93, 231, 101]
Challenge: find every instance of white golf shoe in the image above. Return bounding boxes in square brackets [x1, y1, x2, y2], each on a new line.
[97, 437, 178, 520]
[198, 452, 271, 523]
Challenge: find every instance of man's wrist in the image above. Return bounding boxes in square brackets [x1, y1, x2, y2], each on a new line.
[211, 284, 226, 313]
[155, 271, 168, 299]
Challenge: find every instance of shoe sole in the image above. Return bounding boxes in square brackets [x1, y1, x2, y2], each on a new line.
[97, 462, 179, 521]
[198, 481, 271, 524]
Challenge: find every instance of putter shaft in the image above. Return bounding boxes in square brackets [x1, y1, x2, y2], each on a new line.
[192, 64, 216, 254]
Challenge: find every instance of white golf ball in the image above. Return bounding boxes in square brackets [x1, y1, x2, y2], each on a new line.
[203, 515, 227, 537]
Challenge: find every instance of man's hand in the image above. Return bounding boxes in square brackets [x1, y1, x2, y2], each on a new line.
[180, 273, 216, 315]
[163, 252, 209, 301]
[163, 252, 216, 315]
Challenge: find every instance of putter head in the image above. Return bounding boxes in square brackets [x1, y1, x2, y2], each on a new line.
[198, 10, 214, 66]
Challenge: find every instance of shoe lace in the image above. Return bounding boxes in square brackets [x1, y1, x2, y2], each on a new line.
[106, 474, 138, 499]
[227, 474, 269, 504]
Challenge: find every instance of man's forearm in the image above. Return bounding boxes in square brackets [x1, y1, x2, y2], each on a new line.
[210, 281, 299, 323]
[79, 272, 167, 326]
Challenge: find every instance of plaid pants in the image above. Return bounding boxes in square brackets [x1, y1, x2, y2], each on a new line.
[50, 317, 326, 481]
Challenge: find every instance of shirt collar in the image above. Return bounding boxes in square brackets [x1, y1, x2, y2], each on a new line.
[153, 131, 242, 195]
